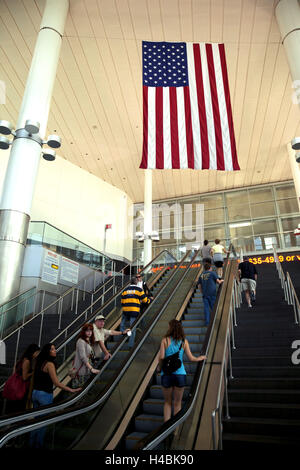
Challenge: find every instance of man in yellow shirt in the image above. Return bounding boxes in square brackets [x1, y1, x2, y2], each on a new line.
[120, 277, 151, 347]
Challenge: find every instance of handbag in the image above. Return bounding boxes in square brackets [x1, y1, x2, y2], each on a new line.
[162, 341, 182, 375]
[3, 371, 28, 401]
[68, 361, 83, 379]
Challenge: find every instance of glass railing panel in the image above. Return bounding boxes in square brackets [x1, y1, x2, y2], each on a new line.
[27, 222, 112, 271]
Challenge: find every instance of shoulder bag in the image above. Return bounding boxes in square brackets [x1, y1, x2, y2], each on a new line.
[162, 340, 183, 375]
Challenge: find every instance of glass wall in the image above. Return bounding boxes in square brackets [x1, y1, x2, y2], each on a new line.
[133, 181, 300, 261]
[27, 222, 112, 271]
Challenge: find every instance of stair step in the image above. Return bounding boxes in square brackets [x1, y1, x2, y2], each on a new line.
[228, 402, 300, 419]
[232, 366, 300, 378]
[231, 347, 292, 357]
[223, 416, 300, 437]
[232, 356, 295, 367]
[222, 432, 300, 448]
[229, 377, 300, 390]
[228, 389, 300, 404]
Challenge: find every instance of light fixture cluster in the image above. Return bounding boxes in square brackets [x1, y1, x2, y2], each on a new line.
[291, 137, 300, 163]
[135, 231, 159, 242]
[0, 119, 61, 161]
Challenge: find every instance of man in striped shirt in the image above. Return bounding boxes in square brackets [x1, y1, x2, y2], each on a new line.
[120, 277, 151, 347]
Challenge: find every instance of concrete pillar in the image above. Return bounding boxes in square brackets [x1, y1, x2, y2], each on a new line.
[276, 0, 300, 210]
[287, 143, 300, 212]
[143, 170, 153, 268]
[0, 0, 69, 304]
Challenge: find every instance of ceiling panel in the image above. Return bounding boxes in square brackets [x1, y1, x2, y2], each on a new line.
[0, 0, 299, 204]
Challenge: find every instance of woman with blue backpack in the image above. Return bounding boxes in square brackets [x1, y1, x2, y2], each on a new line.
[157, 319, 206, 423]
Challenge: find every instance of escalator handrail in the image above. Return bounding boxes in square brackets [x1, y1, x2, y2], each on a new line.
[50, 249, 178, 347]
[0, 250, 192, 434]
[138, 246, 236, 450]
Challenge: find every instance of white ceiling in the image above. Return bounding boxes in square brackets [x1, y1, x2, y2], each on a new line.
[1, 0, 300, 203]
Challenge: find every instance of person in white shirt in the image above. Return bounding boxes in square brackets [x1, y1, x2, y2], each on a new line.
[210, 239, 228, 278]
[93, 315, 130, 360]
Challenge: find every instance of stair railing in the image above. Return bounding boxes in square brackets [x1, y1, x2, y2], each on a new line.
[286, 272, 300, 325]
[0, 261, 131, 373]
[273, 247, 299, 324]
[0, 261, 112, 341]
[211, 276, 241, 450]
[273, 247, 287, 295]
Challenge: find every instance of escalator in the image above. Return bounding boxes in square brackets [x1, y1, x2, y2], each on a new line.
[120, 281, 206, 450]
[111, 249, 237, 451]
[0, 250, 198, 449]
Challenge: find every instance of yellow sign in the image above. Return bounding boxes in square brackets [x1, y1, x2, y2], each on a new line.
[249, 254, 300, 264]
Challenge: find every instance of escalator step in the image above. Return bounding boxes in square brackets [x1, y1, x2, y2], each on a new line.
[143, 398, 164, 415]
[184, 314, 205, 321]
[182, 320, 206, 328]
[125, 432, 148, 450]
[135, 414, 164, 433]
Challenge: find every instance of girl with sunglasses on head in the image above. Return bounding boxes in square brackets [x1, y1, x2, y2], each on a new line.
[72, 323, 101, 387]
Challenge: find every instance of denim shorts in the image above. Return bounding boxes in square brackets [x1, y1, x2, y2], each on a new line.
[161, 374, 187, 388]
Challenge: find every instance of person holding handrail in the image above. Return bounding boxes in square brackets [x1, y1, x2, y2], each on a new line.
[210, 239, 228, 278]
[198, 263, 224, 326]
[120, 277, 151, 348]
[157, 319, 206, 423]
[93, 315, 130, 360]
[29, 343, 81, 448]
[71, 323, 101, 387]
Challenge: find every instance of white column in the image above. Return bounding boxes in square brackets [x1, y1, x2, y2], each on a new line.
[143, 170, 153, 268]
[276, 0, 300, 212]
[0, 0, 69, 305]
[275, 0, 300, 86]
[287, 143, 300, 212]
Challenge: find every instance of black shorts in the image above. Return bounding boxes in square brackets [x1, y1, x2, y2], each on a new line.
[214, 260, 223, 268]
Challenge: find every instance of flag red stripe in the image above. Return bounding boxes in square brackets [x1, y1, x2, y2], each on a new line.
[169, 87, 180, 169]
[155, 87, 164, 169]
[193, 44, 209, 170]
[206, 44, 225, 171]
[218, 44, 240, 170]
[140, 85, 148, 169]
[184, 86, 195, 169]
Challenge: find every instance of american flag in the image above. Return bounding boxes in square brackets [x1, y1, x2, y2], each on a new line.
[139, 41, 239, 171]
